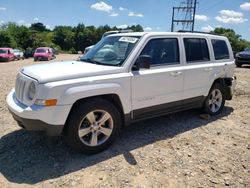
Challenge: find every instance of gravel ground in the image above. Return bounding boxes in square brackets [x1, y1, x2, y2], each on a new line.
[0, 55, 249, 188]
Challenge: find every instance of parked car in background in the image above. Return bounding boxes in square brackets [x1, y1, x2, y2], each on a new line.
[34, 47, 55, 61]
[235, 47, 250, 67]
[24, 48, 35, 59]
[0, 48, 15, 62]
[13, 49, 24, 60]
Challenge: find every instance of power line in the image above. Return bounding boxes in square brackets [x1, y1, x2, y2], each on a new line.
[171, 0, 198, 32]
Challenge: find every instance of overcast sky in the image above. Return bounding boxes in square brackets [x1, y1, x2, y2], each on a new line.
[0, 0, 250, 40]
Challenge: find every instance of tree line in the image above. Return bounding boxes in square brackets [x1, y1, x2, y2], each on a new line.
[0, 22, 249, 53]
[0, 22, 143, 53]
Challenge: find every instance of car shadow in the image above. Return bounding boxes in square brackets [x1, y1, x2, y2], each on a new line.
[0, 107, 233, 184]
[236, 65, 250, 69]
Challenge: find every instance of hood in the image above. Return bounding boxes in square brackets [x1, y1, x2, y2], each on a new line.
[238, 51, 250, 56]
[21, 61, 123, 83]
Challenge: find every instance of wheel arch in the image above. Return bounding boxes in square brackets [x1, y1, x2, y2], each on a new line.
[63, 94, 126, 134]
[209, 77, 234, 100]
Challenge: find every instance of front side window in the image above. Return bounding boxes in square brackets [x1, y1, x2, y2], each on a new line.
[212, 39, 229, 60]
[139, 38, 179, 65]
[81, 35, 140, 66]
[184, 38, 210, 62]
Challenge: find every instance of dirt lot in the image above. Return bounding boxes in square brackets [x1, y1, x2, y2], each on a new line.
[0, 54, 249, 188]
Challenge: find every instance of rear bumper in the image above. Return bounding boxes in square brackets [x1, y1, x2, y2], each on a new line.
[224, 76, 236, 100]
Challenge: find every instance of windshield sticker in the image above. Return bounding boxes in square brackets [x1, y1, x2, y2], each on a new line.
[119, 37, 138, 43]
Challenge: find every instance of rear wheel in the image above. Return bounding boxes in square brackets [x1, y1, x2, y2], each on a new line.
[65, 98, 121, 154]
[203, 83, 225, 115]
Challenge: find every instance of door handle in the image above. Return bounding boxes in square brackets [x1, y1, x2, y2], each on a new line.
[204, 67, 213, 72]
[170, 71, 182, 77]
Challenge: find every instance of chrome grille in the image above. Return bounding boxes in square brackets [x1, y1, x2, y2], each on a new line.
[15, 73, 27, 103]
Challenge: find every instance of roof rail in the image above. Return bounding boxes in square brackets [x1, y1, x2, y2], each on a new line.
[177, 30, 220, 36]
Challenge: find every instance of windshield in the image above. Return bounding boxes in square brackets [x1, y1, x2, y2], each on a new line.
[245, 47, 250, 51]
[80, 35, 140, 66]
[36, 49, 46, 53]
[0, 49, 7, 54]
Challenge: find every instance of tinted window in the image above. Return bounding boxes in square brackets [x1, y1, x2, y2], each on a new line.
[184, 38, 210, 62]
[140, 38, 179, 65]
[212, 39, 230, 60]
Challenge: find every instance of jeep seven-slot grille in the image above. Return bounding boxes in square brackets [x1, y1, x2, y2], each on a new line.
[15, 73, 27, 103]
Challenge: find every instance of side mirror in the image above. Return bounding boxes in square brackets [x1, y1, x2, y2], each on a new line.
[133, 55, 151, 70]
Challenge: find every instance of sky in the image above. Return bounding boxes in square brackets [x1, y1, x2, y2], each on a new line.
[0, 0, 250, 40]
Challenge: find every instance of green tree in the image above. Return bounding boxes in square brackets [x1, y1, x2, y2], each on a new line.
[53, 26, 75, 51]
[15, 26, 33, 50]
[0, 30, 16, 47]
[30, 22, 49, 32]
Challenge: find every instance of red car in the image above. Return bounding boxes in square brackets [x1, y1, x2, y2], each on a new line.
[0, 48, 15, 62]
[34, 47, 55, 61]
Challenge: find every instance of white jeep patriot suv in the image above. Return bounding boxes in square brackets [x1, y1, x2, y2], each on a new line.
[7, 32, 236, 154]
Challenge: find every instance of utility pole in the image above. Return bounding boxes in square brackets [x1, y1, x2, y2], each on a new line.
[171, 0, 198, 32]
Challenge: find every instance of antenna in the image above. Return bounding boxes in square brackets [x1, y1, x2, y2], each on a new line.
[171, 0, 198, 32]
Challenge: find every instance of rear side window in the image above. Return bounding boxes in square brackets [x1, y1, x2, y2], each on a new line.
[140, 38, 179, 65]
[184, 38, 210, 62]
[211, 39, 230, 60]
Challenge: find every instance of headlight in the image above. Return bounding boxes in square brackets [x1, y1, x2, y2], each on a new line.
[28, 82, 36, 100]
[235, 53, 239, 57]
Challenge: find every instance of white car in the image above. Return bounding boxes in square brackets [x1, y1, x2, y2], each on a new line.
[7, 32, 236, 154]
[13, 49, 24, 60]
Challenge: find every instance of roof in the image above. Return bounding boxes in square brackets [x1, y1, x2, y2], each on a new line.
[0, 47, 13, 50]
[109, 31, 227, 40]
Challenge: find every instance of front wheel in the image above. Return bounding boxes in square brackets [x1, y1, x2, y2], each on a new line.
[65, 99, 122, 154]
[202, 83, 225, 115]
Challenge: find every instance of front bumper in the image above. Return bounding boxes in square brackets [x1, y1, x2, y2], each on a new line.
[34, 56, 48, 61]
[6, 89, 72, 136]
[0, 57, 8, 62]
[235, 57, 250, 64]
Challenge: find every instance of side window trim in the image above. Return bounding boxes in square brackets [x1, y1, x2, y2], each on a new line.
[183, 37, 211, 64]
[139, 37, 181, 67]
[211, 39, 230, 61]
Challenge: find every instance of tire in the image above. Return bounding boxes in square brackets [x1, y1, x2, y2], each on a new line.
[235, 62, 242, 67]
[65, 98, 122, 154]
[34, 58, 37, 62]
[202, 83, 225, 115]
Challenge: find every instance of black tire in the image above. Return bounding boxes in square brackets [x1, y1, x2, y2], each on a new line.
[65, 98, 122, 154]
[202, 83, 225, 115]
[235, 62, 242, 67]
[34, 58, 37, 62]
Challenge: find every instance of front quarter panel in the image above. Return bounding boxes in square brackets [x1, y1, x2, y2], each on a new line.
[39, 74, 132, 115]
